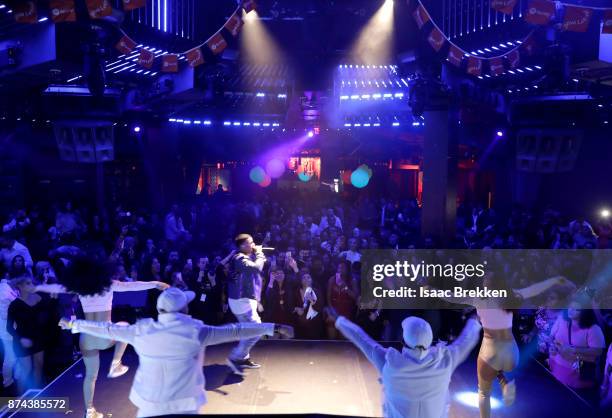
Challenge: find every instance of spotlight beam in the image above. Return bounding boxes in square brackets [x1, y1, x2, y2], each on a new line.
[349, 0, 395, 65]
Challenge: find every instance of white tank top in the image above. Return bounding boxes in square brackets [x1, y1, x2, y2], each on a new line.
[477, 308, 513, 330]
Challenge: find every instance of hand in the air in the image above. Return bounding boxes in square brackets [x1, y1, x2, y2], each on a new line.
[276, 324, 295, 339]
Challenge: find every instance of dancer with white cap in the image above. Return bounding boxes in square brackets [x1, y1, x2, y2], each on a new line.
[59, 287, 294, 417]
[328, 308, 482, 418]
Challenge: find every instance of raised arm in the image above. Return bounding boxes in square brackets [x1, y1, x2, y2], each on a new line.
[448, 318, 482, 370]
[237, 252, 266, 273]
[514, 276, 572, 299]
[111, 280, 168, 292]
[220, 250, 237, 266]
[199, 322, 276, 346]
[62, 318, 138, 345]
[335, 316, 387, 372]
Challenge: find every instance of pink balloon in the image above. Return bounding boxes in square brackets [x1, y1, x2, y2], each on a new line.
[258, 174, 272, 187]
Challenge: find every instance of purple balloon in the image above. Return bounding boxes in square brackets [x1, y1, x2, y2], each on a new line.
[266, 159, 286, 179]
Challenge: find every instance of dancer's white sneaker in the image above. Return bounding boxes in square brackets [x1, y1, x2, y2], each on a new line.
[107, 361, 129, 378]
[502, 379, 516, 406]
[85, 407, 103, 418]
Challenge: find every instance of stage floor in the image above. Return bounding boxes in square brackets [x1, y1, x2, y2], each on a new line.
[4, 339, 594, 418]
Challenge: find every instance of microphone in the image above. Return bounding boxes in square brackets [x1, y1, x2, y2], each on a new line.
[261, 247, 276, 252]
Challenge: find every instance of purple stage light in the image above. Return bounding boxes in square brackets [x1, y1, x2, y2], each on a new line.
[307, 131, 315, 138]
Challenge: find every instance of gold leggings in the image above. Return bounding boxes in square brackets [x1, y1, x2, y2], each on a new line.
[478, 330, 519, 418]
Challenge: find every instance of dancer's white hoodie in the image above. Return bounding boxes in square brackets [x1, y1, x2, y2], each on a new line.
[335, 316, 482, 418]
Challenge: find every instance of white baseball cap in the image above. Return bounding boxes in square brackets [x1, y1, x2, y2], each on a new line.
[402, 316, 433, 350]
[157, 287, 195, 313]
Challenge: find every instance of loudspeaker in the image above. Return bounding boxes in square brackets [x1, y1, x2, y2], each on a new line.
[54, 121, 114, 163]
[516, 130, 581, 173]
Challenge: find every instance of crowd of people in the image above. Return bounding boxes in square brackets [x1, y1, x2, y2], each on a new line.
[0, 189, 611, 411]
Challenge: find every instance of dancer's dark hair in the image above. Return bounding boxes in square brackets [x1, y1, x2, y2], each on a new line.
[61, 254, 114, 296]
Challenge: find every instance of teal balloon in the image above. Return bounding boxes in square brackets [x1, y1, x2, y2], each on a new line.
[298, 172, 312, 182]
[249, 166, 266, 183]
[351, 168, 370, 188]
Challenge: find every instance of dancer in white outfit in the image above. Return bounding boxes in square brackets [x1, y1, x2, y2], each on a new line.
[329, 307, 482, 418]
[439, 275, 574, 418]
[40, 256, 168, 418]
[59, 287, 295, 417]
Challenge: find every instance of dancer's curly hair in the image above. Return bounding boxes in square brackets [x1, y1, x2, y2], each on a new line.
[61, 254, 114, 296]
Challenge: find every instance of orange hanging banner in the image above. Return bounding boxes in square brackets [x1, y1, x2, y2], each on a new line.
[447, 45, 464, 67]
[138, 49, 155, 69]
[489, 57, 505, 76]
[13, 1, 37, 24]
[427, 27, 446, 52]
[87, 0, 113, 19]
[207, 33, 227, 55]
[525, 0, 555, 26]
[50, 0, 77, 23]
[161, 54, 179, 73]
[412, 4, 430, 29]
[561, 6, 592, 33]
[115, 35, 137, 54]
[224, 12, 244, 37]
[467, 57, 482, 76]
[185, 47, 205, 67]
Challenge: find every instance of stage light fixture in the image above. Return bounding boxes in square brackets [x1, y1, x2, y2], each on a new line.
[601, 209, 611, 218]
[496, 130, 504, 137]
[133, 126, 142, 133]
[307, 131, 315, 138]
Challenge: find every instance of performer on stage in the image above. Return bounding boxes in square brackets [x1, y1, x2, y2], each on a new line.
[39, 256, 168, 418]
[440, 275, 574, 418]
[328, 307, 482, 418]
[59, 287, 294, 417]
[225, 233, 267, 375]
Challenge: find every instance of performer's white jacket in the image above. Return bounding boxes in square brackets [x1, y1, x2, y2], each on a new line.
[71, 313, 275, 417]
[335, 316, 482, 418]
